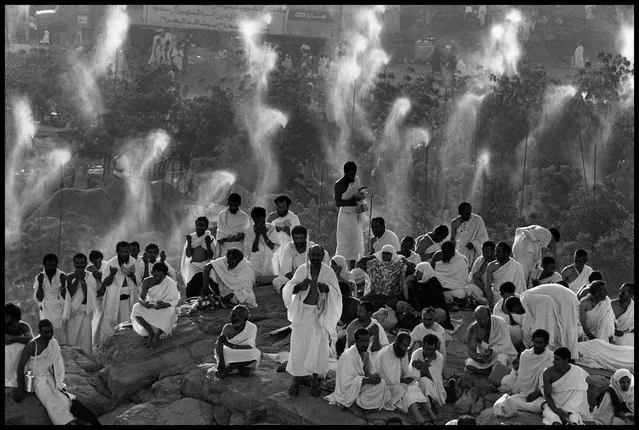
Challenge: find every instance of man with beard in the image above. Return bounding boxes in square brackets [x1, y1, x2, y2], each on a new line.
[267, 194, 301, 274]
[464, 306, 517, 374]
[214, 305, 261, 378]
[216, 193, 250, 258]
[369, 218, 401, 256]
[181, 216, 215, 299]
[61, 253, 99, 353]
[408, 308, 447, 361]
[139, 243, 177, 281]
[374, 332, 433, 424]
[346, 301, 389, 362]
[450, 202, 489, 270]
[409, 334, 446, 424]
[243, 206, 280, 285]
[283, 245, 342, 397]
[129, 241, 141, 260]
[432, 241, 485, 305]
[579, 280, 615, 342]
[335, 161, 366, 269]
[5, 303, 34, 388]
[493, 329, 554, 413]
[531, 256, 562, 287]
[469, 241, 496, 294]
[325, 328, 393, 417]
[611, 282, 634, 346]
[33, 254, 67, 345]
[415, 225, 449, 262]
[485, 242, 527, 306]
[202, 248, 257, 308]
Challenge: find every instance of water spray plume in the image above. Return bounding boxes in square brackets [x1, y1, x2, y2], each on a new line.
[505, 10, 522, 23]
[93, 5, 130, 74]
[48, 149, 72, 166]
[484, 9, 523, 76]
[491, 25, 505, 39]
[621, 25, 634, 62]
[263, 13, 272, 26]
[13, 98, 36, 147]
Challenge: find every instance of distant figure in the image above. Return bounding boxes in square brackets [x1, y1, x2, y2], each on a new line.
[267, 194, 301, 275]
[431, 46, 443, 74]
[611, 282, 634, 346]
[131, 262, 180, 350]
[202, 248, 257, 308]
[214, 305, 261, 378]
[572, 45, 585, 69]
[478, 5, 487, 27]
[531, 256, 562, 287]
[561, 249, 593, 294]
[579, 280, 615, 342]
[485, 241, 527, 306]
[216, 193, 250, 258]
[334, 161, 366, 269]
[512, 225, 560, 288]
[181, 216, 215, 299]
[41, 30, 50, 45]
[282, 54, 293, 71]
[450, 202, 489, 270]
[243, 206, 280, 285]
[149, 35, 162, 65]
[464, 306, 517, 374]
[415, 225, 449, 262]
[591, 369, 634, 425]
[5, 303, 34, 388]
[541, 347, 591, 425]
[585, 5, 596, 21]
[33, 253, 67, 345]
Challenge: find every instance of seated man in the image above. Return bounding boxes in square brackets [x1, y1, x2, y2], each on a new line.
[408, 308, 447, 360]
[409, 334, 446, 424]
[432, 241, 485, 305]
[492, 282, 524, 351]
[575, 339, 635, 372]
[469, 241, 496, 295]
[14, 320, 77, 425]
[131, 262, 180, 350]
[267, 194, 301, 274]
[243, 206, 280, 285]
[335, 280, 361, 357]
[346, 301, 389, 362]
[5, 303, 34, 388]
[485, 242, 526, 307]
[61, 253, 100, 354]
[401, 262, 452, 329]
[202, 248, 257, 308]
[576, 271, 604, 300]
[591, 369, 634, 425]
[450, 201, 489, 270]
[464, 306, 517, 374]
[181, 216, 215, 299]
[611, 282, 634, 346]
[325, 328, 394, 416]
[216, 193, 249, 258]
[332, 255, 357, 296]
[415, 225, 449, 262]
[397, 236, 420, 271]
[214, 305, 261, 378]
[493, 329, 554, 413]
[138, 243, 177, 281]
[541, 347, 591, 425]
[362, 245, 406, 310]
[352, 268, 371, 298]
[374, 333, 434, 424]
[369, 217, 401, 255]
[504, 283, 580, 359]
[579, 280, 615, 342]
[273, 225, 329, 295]
[561, 249, 594, 295]
[531, 256, 562, 287]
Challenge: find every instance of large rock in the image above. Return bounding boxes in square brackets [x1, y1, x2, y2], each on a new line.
[4, 387, 53, 425]
[114, 398, 215, 425]
[476, 407, 543, 425]
[267, 392, 368, 425]
[94, 318, 214, 402]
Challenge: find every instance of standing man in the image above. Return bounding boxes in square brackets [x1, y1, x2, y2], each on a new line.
[61, 253, 99, 353]
[282, 245, 342, 397]
[139, 243, 177, 281]
[335, 161, 366, 269]
[450, 202, 489, 270]
[129, 241, 141, 261]
[180, 216, 215, 299]
[561, 249, 594, 294]
[34, 253, 67, 345]
[369, 217, 401, 255]
[216, 193, 250, 258]
[267, 194, 301, 273]
[512, 225, 560, 288]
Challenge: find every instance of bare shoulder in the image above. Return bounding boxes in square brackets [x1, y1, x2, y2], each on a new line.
[220, 323, 233, 335]
[19, 321, 32, 335]
[451, 216, 461, 227]
[266, 212, 278, 223]
[579, 296, 593, 310]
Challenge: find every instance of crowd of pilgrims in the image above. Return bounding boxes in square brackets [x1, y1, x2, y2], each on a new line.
[5, 161, 634, 425]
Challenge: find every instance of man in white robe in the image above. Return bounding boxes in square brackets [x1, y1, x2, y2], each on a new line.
[432, 241, 485, 304]
[485, 241, 527, 307]
[408, 307, 448, 360]
[492, 282, 524, 351]
[243, 206, 280, 284]
[464, 307, 517, 374]
[561, 249, 594, 295]
[131, 262, 180, 349]
[273, 225, 330, 294]
[612, 282, 634, 346]
[180, 216, 215, 299]
[579, 280, 615, 342]
[542, 347, 591, 425]
[5, 303, 34, 388]
[572, 45, 585, 69]
[575, 339, 635, 372]
[450, 202, 489, 270]
[283, 245, 342, 397]
[494, 329, 554, 413]
[216, 193, 250, 258]
[397, 236, 421, 267]
[267, 194, 301, 274]
[415, 225, 449, 262]
[203, 248, 257, 308]
[469, 241, 496, 297]
[369, 217, 401, 255]
[93, 241, 139, 345]
[504, 284, 580, 358]
[325, 328, 394, 415]
[409, 334, 446, 423]
[335, 161, 366, 268]
[214, 305, 261, 378]
[33, 253, 67, 345]
[531, 256, 562, 287]
[62, 253, 99, 354]
[138, 243, 177, 282]
[346, 301, 389, 362]
[14, 320, 76, 425]
[374, 333, 434, 424]
[512, 225, 560, 288]
[87, 250, 108, 348]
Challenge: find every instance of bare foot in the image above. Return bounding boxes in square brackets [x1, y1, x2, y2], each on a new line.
[142, 336, 149, 347]
[148, 335, 159, 350]
[216, 368, 228, 379]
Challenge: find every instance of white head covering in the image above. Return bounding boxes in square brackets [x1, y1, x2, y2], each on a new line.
[415, 262, 436, 282]
[374, 244, 399, 262]
[610, 369, 634, 414]
[331, 255, 355, 284]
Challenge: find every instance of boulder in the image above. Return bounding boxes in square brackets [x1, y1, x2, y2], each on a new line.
[267, 391, 367, 425]
[4, 387, 53, 425]
[94, 318, 214, 401]
[476, 407, 543, 425]
[114, 397, 215, 425]
[61, 346, 114, 416]
[97, 402, 137, 425]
